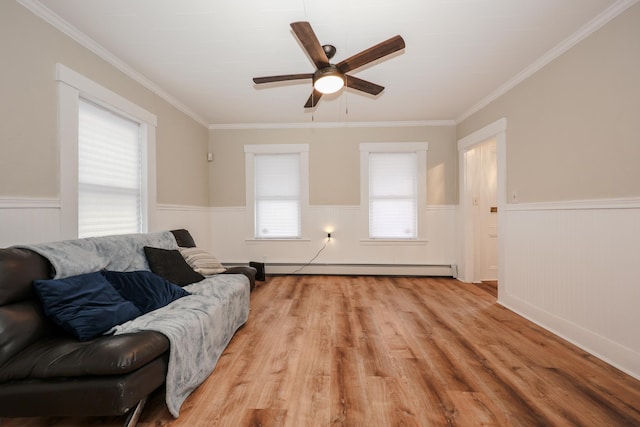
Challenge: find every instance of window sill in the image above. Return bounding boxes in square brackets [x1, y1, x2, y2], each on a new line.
[245, 238, 311, 243]
[359, 239, 428, 246]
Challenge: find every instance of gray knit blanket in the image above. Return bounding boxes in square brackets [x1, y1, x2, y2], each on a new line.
[20, 231, 250, 418]
[19, 231, 178, 279]
[112, 274, 249, 417]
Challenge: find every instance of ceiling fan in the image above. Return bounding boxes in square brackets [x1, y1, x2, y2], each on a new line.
[253, 22, 405, 108]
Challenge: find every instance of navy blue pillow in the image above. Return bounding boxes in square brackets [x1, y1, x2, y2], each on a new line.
[101, 270, 190, 314]
[33, 272, 142, 341]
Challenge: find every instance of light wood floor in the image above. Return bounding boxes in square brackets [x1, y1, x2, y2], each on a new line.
[3, 275, 640, 426]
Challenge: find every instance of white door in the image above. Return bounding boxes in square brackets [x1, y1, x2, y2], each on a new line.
[472, 140, 498, 281]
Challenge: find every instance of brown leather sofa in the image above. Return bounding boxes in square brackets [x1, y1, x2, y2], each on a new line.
[0, 229, 255, 426]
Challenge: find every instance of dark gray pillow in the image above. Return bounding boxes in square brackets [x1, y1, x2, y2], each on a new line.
[143, 246, 204, 286]
[170, 229, 197, 248]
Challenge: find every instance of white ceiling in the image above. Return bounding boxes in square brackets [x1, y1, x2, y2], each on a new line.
[30, 0, 622, 126]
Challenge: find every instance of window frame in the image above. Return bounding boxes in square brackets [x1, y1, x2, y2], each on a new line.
[57, 64, 157, 240]
[244, 144, 309, 241]
[359, 142, 429, 242]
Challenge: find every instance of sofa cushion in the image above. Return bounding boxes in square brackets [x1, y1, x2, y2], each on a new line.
[101, 270, 190, 314]
[0, 331, 169, 382]
[33, 272, 142, 341]
[144, 246, 204, 286]
[179, 247, 227, 275]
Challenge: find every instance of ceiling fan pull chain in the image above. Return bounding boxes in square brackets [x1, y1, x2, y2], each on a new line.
[345, 89, 349, 116]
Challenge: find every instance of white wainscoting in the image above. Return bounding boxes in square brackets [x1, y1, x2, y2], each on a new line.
[0, 198, 62, 246]
[500, 198, 640, 380]
[210, 205, 457, 276]
[1, 200, 456, 271]
[154, 204, 214, 250]
[0, 199, 214, 249]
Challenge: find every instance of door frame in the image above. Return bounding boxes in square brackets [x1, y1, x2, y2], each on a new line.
[457, 118, 507, 288]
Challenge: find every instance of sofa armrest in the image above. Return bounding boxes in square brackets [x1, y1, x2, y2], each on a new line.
[222, 266, 256, 291]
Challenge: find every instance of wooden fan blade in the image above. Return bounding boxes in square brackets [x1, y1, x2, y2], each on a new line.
[291, 22, 330, 69]
[345, 75, 384, 95]
[304, 89, 323, 108]
[253, 74, 313, 84]
[336, 35, 405, 74]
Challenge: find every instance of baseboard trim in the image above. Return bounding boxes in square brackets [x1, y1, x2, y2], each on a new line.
[225, 262, 454, 277]
[498, 293, 640, 381]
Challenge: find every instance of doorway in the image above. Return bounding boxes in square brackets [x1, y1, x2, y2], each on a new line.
[457, 118, 506, 291]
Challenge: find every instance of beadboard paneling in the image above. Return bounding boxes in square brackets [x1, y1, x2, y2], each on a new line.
[155, 204, 213, 250]
[500, 199, 640, 379]
[210, 205, 457, 270]
[0, 198, 61, 246]
[0, 200, 213, 249]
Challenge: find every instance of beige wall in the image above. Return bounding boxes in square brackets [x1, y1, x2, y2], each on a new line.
[0, 1, 209, 206]
[457, 3, 640, 203]
[209, 125, 457, 207]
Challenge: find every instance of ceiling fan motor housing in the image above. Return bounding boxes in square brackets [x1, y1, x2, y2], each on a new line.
[322, 44, 337, 59]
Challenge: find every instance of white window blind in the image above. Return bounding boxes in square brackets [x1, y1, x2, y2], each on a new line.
[78, 99, 143, 238]
[369, 152, 418, 239]
[254, 153, 301, 239]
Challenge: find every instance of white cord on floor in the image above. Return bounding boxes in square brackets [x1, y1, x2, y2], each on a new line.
[291, 238, 329, 274]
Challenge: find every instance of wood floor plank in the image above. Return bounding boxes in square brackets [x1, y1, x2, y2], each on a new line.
[2, 275, 640, 427]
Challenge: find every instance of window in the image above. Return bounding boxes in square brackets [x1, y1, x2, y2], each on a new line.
[78, 99, 143, 237]
[360, 142, 428, 240]
[245, 144, 309, 239]
[254, 153, 300, 238]
[57, 64, 157, 240]
[369, 152, 418, 238]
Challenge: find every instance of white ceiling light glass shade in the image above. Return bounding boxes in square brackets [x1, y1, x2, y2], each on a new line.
[313, 66, 345, 94]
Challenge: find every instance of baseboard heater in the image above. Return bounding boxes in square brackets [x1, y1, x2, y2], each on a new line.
[226, 262, 455, 277]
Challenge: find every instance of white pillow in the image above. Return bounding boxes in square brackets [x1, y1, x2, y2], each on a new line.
[178, 247, 227, 275]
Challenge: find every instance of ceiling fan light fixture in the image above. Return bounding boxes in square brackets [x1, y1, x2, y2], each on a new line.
[313, 66, 345, 94]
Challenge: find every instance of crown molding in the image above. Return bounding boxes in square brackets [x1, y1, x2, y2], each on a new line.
[17, 0, 208, 127]
[209, 120, 455, 130]
[455, 0, 640, 124]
